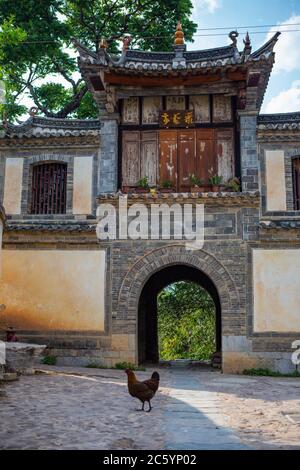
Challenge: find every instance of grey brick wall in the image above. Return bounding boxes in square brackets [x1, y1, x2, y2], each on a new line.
[240, 114, 259, 192]
[99, 120, 118, 193]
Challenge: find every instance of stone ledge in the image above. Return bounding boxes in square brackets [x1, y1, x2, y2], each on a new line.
[97, 191, 260, 206]
[5, 342, 47, 374]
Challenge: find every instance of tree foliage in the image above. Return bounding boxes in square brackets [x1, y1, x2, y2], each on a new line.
[0, 17, 27, 119]
[157, 281, 216, 361]
[0, 0, 197, 121]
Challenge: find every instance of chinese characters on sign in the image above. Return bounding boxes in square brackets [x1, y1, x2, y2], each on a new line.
[160, 110, 195, 128]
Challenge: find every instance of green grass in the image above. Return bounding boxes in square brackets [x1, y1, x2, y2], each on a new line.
[85, 361, 145, 371]
[42, 355, 57, 366]
[114, 361, 145, 371]
[243, 368, 300, 378]
[85, 363, 108, 369]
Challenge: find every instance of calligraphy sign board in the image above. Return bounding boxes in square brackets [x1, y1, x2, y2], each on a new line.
[159, 110, 195, 128]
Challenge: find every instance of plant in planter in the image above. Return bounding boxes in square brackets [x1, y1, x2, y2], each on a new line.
[159, 179, 174, 193]
[225, 177, 240, 192]
[189, 174, 205, 192]
[136, 176, 150, 193]
[122, 185, 135, 194]
[208, 174, 223, 192]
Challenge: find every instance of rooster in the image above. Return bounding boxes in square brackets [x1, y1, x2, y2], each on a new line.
[125, 369, 160, 412]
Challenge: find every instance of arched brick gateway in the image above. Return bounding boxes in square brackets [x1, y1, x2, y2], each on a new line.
[114, 244, 242, 364]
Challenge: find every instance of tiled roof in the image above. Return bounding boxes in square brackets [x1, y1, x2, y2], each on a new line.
[75, 33, 280, 72]
[260, 220, 300, 229]
[0, 203, 5, 222]
[0, 116, 101, 139]
[258, 112, 300, 130]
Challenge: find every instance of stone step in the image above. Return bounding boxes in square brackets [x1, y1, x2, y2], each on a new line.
[3, 372, 19, 381]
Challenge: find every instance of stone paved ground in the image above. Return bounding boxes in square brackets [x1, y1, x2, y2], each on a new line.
[0, 366, 299, 450]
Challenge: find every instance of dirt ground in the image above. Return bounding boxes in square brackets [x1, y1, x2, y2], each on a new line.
[214, 375, 300, 449]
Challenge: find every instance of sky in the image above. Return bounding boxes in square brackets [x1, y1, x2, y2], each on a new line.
[190, 0, 300, 113]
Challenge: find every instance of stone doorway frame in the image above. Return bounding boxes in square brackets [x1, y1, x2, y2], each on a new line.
[115, 245, 241, 366]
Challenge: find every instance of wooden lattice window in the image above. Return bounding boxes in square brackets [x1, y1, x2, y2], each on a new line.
[293, 158, 300, 210]
[31, 162, 67, 214]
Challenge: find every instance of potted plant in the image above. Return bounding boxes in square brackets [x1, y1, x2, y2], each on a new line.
[122, 185, 135, 194]
[225, 177, 240, 193]
[159, 180, 174, 193]
[136, 176, 150, 193]
[208, 174, 223, 192]
[189, 174, 205, 192]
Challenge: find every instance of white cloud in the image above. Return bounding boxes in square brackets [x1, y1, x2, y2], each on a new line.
[265, 81, 300, 114]
[192, 0, 221, 15]
[266, 15, 300, 74]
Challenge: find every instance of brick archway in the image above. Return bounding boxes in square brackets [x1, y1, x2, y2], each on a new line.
[115, 245, 241, 346]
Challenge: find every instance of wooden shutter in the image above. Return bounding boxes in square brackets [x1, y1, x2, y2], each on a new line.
[178, 130, 196, 190]
[215, 128, 234, 182]
[293, 158, 300, 210]
[196, 129, 216, 182]
[122, 131, 140, 186]
[31, 162, 67, 215]
[141, 131, 158, 186]
[159, 130, 178, 187]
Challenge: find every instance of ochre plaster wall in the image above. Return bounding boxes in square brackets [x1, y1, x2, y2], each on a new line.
[73, 156, 93, 214]
[0, 249, 106, 331]
[265, 150, 287, 211]
[253, 249, 300, 332]
[3, 158, 23, 214]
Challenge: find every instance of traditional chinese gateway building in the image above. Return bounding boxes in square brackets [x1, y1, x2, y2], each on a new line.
[0, 25, 300, 372]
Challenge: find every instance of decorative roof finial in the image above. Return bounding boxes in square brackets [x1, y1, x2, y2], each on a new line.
[243, 31, 252, 55]
[229, 30, 239, 47]
[99, 38, 108, 50]
[174, 20, 185, 46]
[29, 106, 38, 117]
[122, 35, 132, 51]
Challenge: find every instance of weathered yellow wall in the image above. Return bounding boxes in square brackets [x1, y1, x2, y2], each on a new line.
[0, 219, 3, 277]
[265, 150, 287, 211]
[73, 156, 93, 214]
[253, 249, 300, 332]
[3, 158, 23, 214]
[0, 250, 106, 331]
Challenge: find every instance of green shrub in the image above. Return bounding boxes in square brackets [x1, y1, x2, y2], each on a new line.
[42, 355, 57, 365]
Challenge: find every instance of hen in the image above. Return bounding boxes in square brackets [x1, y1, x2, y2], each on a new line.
[125, 369, 160, 412]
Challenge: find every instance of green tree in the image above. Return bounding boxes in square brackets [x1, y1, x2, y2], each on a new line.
[0, 17, 27, 120]
[0, 0, 197, 121]
[157, 281, 216, 361]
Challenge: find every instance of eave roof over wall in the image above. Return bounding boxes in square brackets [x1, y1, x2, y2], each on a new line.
[0, 116, 101, 139]
[258, 112, 300, 130]
[74, 32, 280, 112]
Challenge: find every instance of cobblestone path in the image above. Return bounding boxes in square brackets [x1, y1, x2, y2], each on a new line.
[1, 366, 299, 449]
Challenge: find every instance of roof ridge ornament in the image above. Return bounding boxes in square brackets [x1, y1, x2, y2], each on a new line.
[122, 35, 132, 51]
[99, 38, 108, 50]
[174, 20, 185, 46]
[229, 30, 239, 47]
[243, 31, 252, 58]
